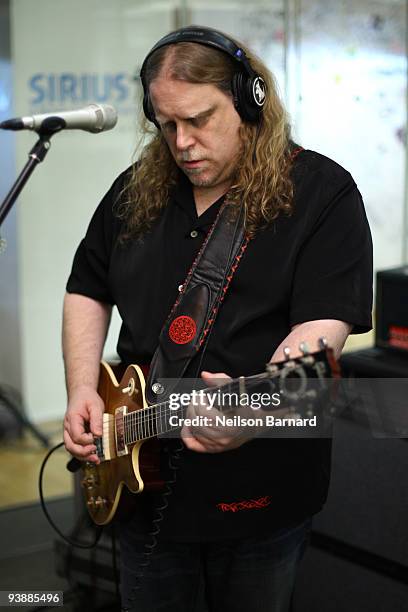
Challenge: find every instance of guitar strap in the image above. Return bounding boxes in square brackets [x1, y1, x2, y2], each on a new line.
[145, 145, 304, 405]
[145, 199, 248, 405]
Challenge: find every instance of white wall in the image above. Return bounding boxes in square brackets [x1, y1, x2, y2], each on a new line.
[11, 0, 176, 421]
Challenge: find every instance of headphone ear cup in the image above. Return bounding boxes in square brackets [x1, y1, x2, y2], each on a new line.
[232, 72, 247, 121]
[248, 75, 266, 119]
[143, 92, 161, 129]
[231, 72, 262, 123]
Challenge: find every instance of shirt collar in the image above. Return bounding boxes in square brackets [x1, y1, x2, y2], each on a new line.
[172, 171, 226, 230]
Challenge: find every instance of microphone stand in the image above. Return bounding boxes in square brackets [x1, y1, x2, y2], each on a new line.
[0, 118, 65, 447]
[0, 117, 65, 227]
[0, 385, 49, 447]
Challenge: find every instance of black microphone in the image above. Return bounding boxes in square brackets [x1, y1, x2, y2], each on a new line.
[0, 103, 117, 133]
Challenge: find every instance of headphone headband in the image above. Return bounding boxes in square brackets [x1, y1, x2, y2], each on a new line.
[140, 25, 266, 125]
[141, 26, 256, 81]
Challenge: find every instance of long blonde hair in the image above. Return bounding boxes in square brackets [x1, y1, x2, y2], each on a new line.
[118, 34, 295, 239]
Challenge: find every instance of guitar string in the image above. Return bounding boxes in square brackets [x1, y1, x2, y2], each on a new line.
[122, 369, 311, 443]
[121, 365, 320, 444]
[123, 375, 263, 442]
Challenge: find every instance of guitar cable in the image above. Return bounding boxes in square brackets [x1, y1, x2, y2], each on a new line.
[39, 438, 184, 610]
[121, 439, 184, 612]
[39, 441, 103, 549]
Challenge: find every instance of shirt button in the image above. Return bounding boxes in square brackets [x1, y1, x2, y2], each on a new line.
[190, 230, 198, 238]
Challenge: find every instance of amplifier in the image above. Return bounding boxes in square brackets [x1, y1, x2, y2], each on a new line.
[375, 266, 408, 353]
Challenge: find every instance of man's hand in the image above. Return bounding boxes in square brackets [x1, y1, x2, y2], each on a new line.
[62, 293, 112, 464]
[63, 385, 104, 464]
[181, 371, 250, 453]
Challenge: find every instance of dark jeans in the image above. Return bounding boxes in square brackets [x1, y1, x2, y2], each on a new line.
[119, 518, 312, 612]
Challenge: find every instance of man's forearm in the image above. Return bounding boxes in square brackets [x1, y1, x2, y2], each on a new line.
[270, 319, 352, 363]
[62, 292, 112, 396]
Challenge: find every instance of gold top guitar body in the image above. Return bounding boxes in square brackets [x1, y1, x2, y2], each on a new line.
[81, 361, 162, 525]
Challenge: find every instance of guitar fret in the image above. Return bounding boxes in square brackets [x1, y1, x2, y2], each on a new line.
[137, 411, 141, 441]
[139, 411, 143, 441]
[158, 405, 163, 434]
[160, 405, 167, 434]
[146, 409, 150, 437]
[153, 410, 158, 436]
[147, 408, 151, 437]
[163, 406, 169, 433]
[143, 412, 146, 439]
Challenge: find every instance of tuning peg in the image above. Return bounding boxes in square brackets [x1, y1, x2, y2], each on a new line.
[283, 346, 291, 360]
[266, 363, 279, 375]
[319, 337, 328, 349]
[299, 341, 310, 355]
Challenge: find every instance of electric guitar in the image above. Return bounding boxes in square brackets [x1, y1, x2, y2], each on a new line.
[80, 339, 339, 525]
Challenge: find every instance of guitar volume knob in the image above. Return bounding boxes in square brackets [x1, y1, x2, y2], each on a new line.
[122, 377, 138, 397]
[81, 476, 96, 489]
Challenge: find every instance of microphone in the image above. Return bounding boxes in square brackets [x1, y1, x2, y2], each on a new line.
[0, 103, 118, 133]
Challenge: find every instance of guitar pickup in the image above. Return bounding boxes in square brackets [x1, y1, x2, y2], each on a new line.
[115, 406, 129, 456]
[94, 413, 116, 461]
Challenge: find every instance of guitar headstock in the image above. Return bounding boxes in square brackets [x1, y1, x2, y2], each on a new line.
[262, 337, 340, 418]
[266, 338, 340, 380]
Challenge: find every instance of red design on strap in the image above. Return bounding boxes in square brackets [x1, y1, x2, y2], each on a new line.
[216, 495, 271, 513]
[169, 315, 197, 344]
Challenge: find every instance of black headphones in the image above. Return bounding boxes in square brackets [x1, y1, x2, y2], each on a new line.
[140, 25, 267, 126]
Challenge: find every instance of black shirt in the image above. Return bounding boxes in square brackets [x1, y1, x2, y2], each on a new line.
[67, 149, 373, 540]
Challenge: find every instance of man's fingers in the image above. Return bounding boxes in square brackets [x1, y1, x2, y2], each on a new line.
[183, 433, 241, 454]
[181, 423, 245, 453]
[68, 412, 94, 444]
[182, 372, 248, 453]
[201, 371, 230, 387]
[66, 399, 103, 441]
[63, 429, 97, 460]
[89, 403, 103, 437]
[182, 436, 209, 453]
[182, 428, 219, 453]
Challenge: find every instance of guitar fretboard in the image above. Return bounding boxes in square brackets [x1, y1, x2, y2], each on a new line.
[122, 368, 303, 445]
[124, 399, 184, 444]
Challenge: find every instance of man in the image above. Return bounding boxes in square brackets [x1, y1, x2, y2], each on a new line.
[63, 26, 372, 612]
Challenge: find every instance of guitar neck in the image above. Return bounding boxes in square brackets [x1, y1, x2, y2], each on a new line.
[122, 346, 335, 446]
[123, 399, 182, 444]
[123, 373, 275, 445]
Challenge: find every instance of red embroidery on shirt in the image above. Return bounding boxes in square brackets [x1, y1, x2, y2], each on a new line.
[169, 315, 197, 344]
[216, 495, 271, 513]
